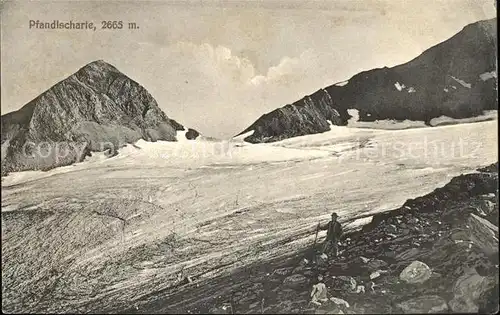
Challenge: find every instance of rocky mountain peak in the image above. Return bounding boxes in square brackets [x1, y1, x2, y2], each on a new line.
[1, 60, 199, 174]
[237, 18, 497, 143]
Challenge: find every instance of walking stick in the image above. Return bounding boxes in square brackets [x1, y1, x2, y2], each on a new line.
[311, 221, 321, 260]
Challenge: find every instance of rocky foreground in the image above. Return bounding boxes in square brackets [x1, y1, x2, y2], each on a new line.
[122, 162, 499, 314]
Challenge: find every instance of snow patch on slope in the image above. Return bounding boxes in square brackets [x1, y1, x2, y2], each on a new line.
[334, 80, 349, 87]
[347, 109, 360, 125]
[175, 127, 190, 142]
[346, 109, 426, 129]
[480, 71, 497, 81]
[394, 82, 405, 91]
[233, 130, 255, 142]
[450, 75, 471, 88]
[430, 110, 498, 126]
[326, 120, 334, 130]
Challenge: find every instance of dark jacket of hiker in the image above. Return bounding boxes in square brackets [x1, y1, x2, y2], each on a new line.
[320, 220, 342, 241]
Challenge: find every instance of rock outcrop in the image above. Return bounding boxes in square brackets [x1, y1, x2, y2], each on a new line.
[238, 18, 497, 143]
[448, 268, 496, 313]
[1, 60, 199, 174]
[467, 213, 499, 257]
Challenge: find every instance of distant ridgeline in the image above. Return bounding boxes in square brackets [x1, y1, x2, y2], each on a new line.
[1, 60, 199, 175]
[237, 18, 498, 143]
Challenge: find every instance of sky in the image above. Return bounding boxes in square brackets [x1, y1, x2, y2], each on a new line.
[0, 0, 497, 138]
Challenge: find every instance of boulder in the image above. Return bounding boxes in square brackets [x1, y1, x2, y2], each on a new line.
[478, 284, 499, 314]
[369, 270, 388, 280]
[467, 213, 499, 257]
[399, 261, 432, 284]
[369, 271, 381, 280]
[397, 295, 448, 313]
[448, 268, 496, 313]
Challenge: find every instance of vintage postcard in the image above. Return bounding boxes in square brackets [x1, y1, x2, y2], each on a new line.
[1, 0, 498, 313]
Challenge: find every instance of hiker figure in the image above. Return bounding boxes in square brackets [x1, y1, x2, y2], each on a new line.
[319, 212, 343, 257]
[310, 275, 328, 306]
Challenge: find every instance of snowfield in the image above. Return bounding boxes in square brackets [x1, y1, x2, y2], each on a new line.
[429, 110, 498, 126]
[1, 119, 498, 312]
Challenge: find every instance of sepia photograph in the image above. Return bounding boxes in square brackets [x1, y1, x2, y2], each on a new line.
[1, 0, 498, 313]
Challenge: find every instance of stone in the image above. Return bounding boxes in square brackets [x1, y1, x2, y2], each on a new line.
[316, 254, 330, 268]
[466, 214, 499, 256]
[478, 284, 499, 314]
[399, 261, 432, 284]
[449, 268, 496, 313]
[359, 256, 370, 264]
[283, 274, 308, 288]
[370, 271, 380, 280]
[397, 295, 448, 313]
[479, 193, 496, 200]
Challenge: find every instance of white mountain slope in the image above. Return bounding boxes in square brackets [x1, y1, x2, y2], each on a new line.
[1, 120, 498, 312]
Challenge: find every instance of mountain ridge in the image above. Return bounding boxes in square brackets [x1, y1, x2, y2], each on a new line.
[1, 60, 199, 174]
[237, 18, 498, 143]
